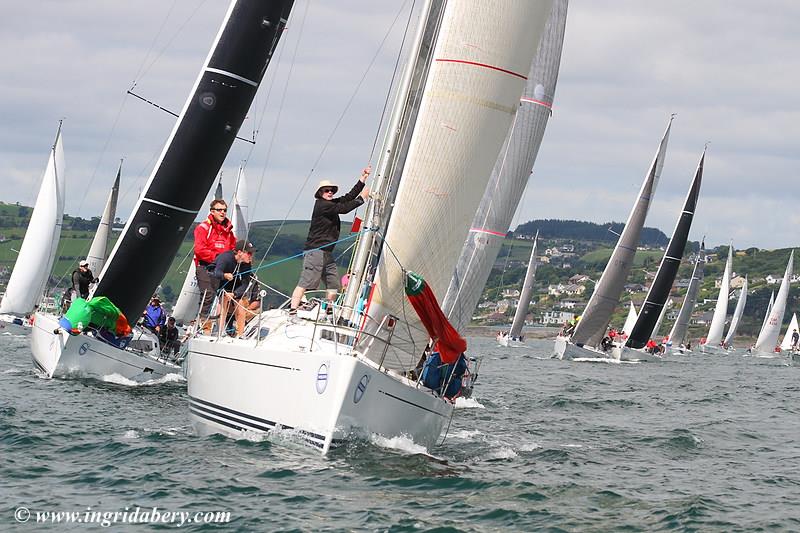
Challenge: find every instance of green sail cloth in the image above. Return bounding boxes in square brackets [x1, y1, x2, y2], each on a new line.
[64, 297, 123, 331]
[404, 271, 425, 296]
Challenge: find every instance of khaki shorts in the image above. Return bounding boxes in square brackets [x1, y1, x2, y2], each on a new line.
[298, 249, 340, 290]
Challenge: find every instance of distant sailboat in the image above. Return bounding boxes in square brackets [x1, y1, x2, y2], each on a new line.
[497, 231, 538, 346]
[701, 245, 733, 352]
[618, 147, 704, 362]
[667, 243, 705, 351]
[85, 162, 121, 277]
[779, 312, 798, 351]
[0, 123, 65, 333]
[722, 276, 747, 349]
[554, 118, 672, 360]
[753, 251, 793, 354]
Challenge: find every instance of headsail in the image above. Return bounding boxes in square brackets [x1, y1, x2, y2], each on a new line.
[85, 162, 121, 275]
[442, 0, 568, 332]
[0, 124, 65, 315]
[621, 302, 637, 337]
[723, 276, 748, 346]
[627, 148, 703, 349]
[571, 118, 672, 346]
[754, 251, 793, 352]
[94, 0, 293, 320]
[780, 312, 799, 351]
[704, 245, 733, 346]
[509, 231, 539, 338]
[360, 0, 554, 371]
[668, 243, 705, 346]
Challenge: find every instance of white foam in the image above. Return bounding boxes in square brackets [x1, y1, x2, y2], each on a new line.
[450, 429, 483, 440]
[572, 357, 620, 364]
[122, 430, 140, 439]
[101, 372, 185, 386]
[454, 397, 485, 409]
[519, 442, 542, 452]
[370, 434, 431, 456]
[485, 446, 518, 460]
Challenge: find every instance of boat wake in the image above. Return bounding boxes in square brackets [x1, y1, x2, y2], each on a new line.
[369, 434, 435, 457]
[454, 397, 485, 409]
[101, 372, 186, 387]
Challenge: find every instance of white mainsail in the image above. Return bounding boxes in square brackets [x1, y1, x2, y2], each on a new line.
[363, 0, 554, 371]
[85, 163, 121, 275]
[760, 291, 774, 333]
[723, 276, 748, 347]
[651, 303, 668, 341]
[570, 118, 672, 347]
[668, 245, 705, 346]
[509, 231, 538, 338]
[622, 302, 637, 336]
[754, 251, 793, 352]
[780, 312, 799, 351]
[704, 245, 732, 346]
[0, 125, 65, 315]
[442, 0, 567, 333]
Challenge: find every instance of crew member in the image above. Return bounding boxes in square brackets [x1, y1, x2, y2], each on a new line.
[194, 199, 236, 333]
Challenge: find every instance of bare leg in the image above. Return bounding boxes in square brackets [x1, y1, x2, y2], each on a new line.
[218, 292, 234, 335]
[291, 286, 305, 310]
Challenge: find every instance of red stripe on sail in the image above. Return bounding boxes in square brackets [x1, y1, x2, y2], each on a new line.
[435, 58, 527, 80]
[520, 96, 552, 109]
[470, 227, 506, 237]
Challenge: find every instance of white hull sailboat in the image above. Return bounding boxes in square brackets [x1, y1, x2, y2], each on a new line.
[753, 251, 793, 354]
[665, 243, 705, 354]
[188, 0, 555, 452]
[0, 124, 66, 334]
[700, 244, 733, 354]
[30, 0, 292, 379]
[779, 312, 798, 352]
[497, 232, 539, 347]
[554, 118, 673, 361]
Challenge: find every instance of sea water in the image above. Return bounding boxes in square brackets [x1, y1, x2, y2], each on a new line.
[1, 333, 799, 530]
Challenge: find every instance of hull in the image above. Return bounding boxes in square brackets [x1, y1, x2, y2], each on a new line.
[0, 316, 32, 335]
[699, 343, 728, 355]
[30, 312, 181, 380]
[496, 333, 524, 347]
[791, 351, 800, 364]
[616, 345, 663, 363]
[186, 315, 453, 454]
[553, 336, 617, 361]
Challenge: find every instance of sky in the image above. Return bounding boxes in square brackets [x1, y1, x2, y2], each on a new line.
[1, 1, 798, 250]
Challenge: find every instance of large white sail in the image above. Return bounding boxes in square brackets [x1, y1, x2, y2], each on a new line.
[442, 0, 567, 333]
[704, 245, 733, 346]
[509, 231, 538, 338]
[570, 118, 672, 347]
[723, 276, 748, 346]
[85, 164, 121, 275]
[780, 312, 798, 351]
[668, 245, 705, 346]
[760, 291, 774, 333]
[754, 251, 793, 352]
[0, 126, 65, 315]
[364, 0, 553, 371]
[621, 302, 637, 336]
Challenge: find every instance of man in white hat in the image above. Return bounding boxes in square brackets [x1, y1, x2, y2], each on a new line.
[289, 166, 370, 315]
[71, 259, 97, 300]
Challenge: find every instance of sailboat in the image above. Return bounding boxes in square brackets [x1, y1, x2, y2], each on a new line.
[617, 148, 704, 362]
[779, 312, 798, 351]
[621, 302, 637, 338]
[700, 245, 733, 353]
[30, 0, 293, 379]
[721, 276, 747, 350]
[666, 243, 705, 352]
[0, 123, 65, 335]
[497, 231, 538, 347]
[186, 0, 554, 453]
[442, 0, 567, 335]
[85, 162, 121, 276]
[553, 118, 672, 360]
[753, 251, 793, 354]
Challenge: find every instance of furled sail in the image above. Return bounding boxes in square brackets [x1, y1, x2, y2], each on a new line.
[0, 125, 65, 315]
[362, 0, 554, 371]
[509, 231, 538, 338]
[442, 0, 567, 332]
[94, 0, 293, 320]
[626, 149, 703, 349]
[704, 245, 733, 346]
[571, 118, 672, 347]
[668, 243, 705, 346]
[754, 251, 793, 352]
[723, 276, 748, 346]
[780, 312, 799, 351]
[85, 163, 121, 275]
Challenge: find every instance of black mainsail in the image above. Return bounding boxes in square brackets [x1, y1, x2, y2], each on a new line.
[95, 0, 293, 320]
[626, 149, 705, 349]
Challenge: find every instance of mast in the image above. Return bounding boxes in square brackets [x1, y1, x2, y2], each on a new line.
[571, 117, 672, 346]
[626, 148, 703, 349]
[442, 0, 568, 332]
[754, 251, 793, 352]
[0, 123, 65, 315]
[509, 231, 538, 338]
[723, 276, 747, 346]
[86, 161, 121, 275]
[668, 242, 705, 345]
[95, 0, 293, 320]
[705, 244, 733, 345]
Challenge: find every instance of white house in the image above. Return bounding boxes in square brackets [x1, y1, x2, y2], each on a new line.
[541, 310, 575, 325]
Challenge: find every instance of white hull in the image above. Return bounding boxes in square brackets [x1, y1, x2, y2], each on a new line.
[616, 345, 663, 363]
[699, 343, 728, 355]
[0, 315, 32, 335]
[187, 313, 454, 454]
[30, 312, 181, 380]
[496, 333, 524, 347]
[553, 336, 617, 361]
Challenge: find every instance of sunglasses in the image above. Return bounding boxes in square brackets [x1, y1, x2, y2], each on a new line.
[320, 188, 335, 194]
[211, 207, 227, 212]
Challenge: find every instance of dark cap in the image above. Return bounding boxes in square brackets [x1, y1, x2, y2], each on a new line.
[235, 239, 256, 254]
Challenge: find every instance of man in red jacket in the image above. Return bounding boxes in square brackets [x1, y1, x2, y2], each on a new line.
[194, 199, 236, 333]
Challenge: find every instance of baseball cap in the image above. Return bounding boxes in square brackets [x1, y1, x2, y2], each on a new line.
[235, 240, 256, 254]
